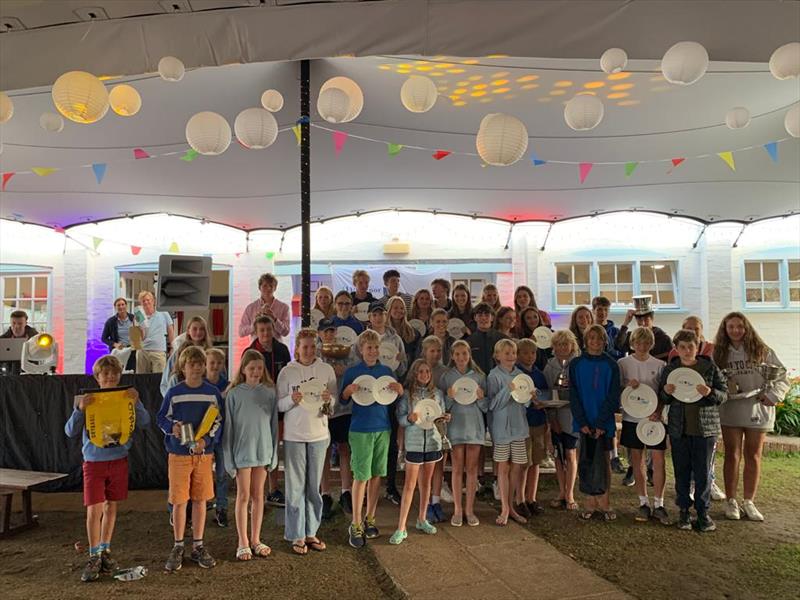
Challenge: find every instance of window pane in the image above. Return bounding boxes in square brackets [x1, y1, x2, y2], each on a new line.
[599, 264, 615, 284]
[657, 290, 676, 305]
[599, 288, 617, 302]
[34, 277, 48, 298]
[575, 291, 591, 306]
[789, 260, 800, 281]
[744, 262, 761, 282]
[18, 300, 32, 313]
[790, 287, 800, 302]
[556, 265, 572, 284]
[19, 277, 32, 299]
[762, 262, 780, 281]
[574, 264, 590, 283]
[33, 301, 47, 324]
[640, 266, 654, 284]
[3, 278, 15, 298]
[617, 290, 633, 304]
[557, 290, 573, 306]
[618, 263, 633, 283]
[763, 286, 781, 303]
[745, 287, 762, 302]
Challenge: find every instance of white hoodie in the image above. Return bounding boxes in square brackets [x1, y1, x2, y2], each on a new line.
[276, 359, 338, 443]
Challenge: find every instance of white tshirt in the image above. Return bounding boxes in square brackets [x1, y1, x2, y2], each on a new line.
[618, 354, 665, 422]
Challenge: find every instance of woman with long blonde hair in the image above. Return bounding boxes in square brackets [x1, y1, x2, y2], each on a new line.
[313, 286, 336, 319]
[161, 316, 213, 395]
[410, 289, 434, 325]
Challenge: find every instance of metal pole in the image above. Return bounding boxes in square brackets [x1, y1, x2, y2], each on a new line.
[300, 59, 311, 327]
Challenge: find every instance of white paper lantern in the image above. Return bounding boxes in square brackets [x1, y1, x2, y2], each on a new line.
[234, 107, 278, 149]
[724, 107, 750, 130]
[786, 104, 800, 138]
[317, 87, 352, 123]
[158, 56, 185, 82]
[400, 75, 438, 113]
[600, 48, 628, 74]
[564, 94, 605, 131]
[769, 42, 800, 80]
[260, 89, 284, 112]
[109, 84, 142, 116]
[0, 91, 13, 123]
[661, 41, 709, 85]
[39, 112, 64, 133]
[51, 71, 109, 124]
[185, 111, 231, 155]
[320, 76, 363, 122]
[476, 113, 528, 166]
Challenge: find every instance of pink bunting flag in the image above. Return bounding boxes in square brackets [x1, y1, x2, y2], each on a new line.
[1, 172, 14, 191]
[432, 150, 451, 161]
[332, 130, 349, 156]
[54, 226, 65, 234]
[133, 148, 150, 160]
[131, 246, 142, 256]
[578, 162, 594, 184]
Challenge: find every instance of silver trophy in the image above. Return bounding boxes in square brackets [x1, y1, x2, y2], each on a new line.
[179, 422, 196, 449]
[758, 363, 787, 396]
[434, 417, 452, 451]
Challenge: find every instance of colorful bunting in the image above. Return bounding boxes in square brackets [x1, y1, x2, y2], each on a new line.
[624, 162, 639, 178]
[291, 125, 302, 145]
[31, 167, 57, 176]
[332, 131, 349, 156]
[168, 242, 180, 253]
[432, 150, 451, 161]
[180, 149, 199, 162]
[578, 162, 594, 184]
[667, 158, 685, 174]
[92, 237, 103, 251]
[763, 142, 778, 163]
[717, 151, 735, 171]
[530, 152, 546, 166]
[1, 172, 14, 191]
[54, 226, 65, 234]
[91, 163, 107, 184]
[131, 246, 142, 256]
[387, 143, 403, 156]
[235, 253, 242, 259]
[265, 251, 275, 260]
[133, 148, 150, 160]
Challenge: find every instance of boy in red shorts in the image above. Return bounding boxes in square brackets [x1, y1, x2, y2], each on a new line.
[65, 355, 151, 582]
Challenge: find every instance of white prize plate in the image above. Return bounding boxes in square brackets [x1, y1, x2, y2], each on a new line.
[374, 375, 399, 405]
[409, 319, 427, 338]
[354, 302, 371, 322]
[310, 308, 325, 328]
[299, 379, 326, 413]
[511, 373, 536, 403]
[378, 341, 400, 371]
[621, 385, 658, 419]
[414, 398, 443, 430]
[636, 420, 666, 446]
[352, 375, 377, 406]
[335, 326, 358, 347]
[667, 367, 705, 403]
[447, 318, 466, 339]
[533, 326, 553, 349]
[452, 377, 479, 405]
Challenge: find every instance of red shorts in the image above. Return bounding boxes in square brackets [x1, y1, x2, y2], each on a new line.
[83, 457, 129, 506]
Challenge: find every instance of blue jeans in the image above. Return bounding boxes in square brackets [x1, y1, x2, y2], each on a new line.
[284, 439, 328, 541]
[671, 435, 715, 515]
[214, 446, 229, 510]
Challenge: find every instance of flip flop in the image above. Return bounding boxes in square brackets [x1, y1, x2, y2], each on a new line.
[495, 515, 508, 527]
[236, 547, 252, 561]
[305, 537, 327, 552]
[565, 501, 579, 511]
[602, 510, 618, 522]
[510, 513, 528, 525]
[550, 498, 566, 509]
[578, 511, 595, 521]
[291, 541, 308, 556]
[251, 542, 271, 557]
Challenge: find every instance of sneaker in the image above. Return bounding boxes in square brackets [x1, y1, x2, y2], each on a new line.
[622, 466, 635, 487]
[81, 555, 102, 582]
[99, 549, 117, 573]
[340, 490, 353, 515]
[635, 504, 652, 522]
[426, 503, 437, 523]
[696, 514, 716, 532]
[415, 519, 438, 534]
[385, 488, 401, 506]
[526, 501, 545, 516]
[432, 503, 445, 523]
[515, 502, 532, 519]
[165, 545, 184, 572]
[725, 498, 741, 520]
[540, 456, 556, 469]
[652, 506, 671, 526]
[677, 510, 692, 531]
[364, 516, 380, 539]
[440, 482, 454, 504]
[710, 481, 726, 501]
[190, 545, 217, 569]
[214, 509, 228, 528]
[389, 529, 408, 545]
[266, 489, 285, 507]
[610, 456, 626, 474]
[322, 494, 334, 520]
[492, 480, 500, 501]
[348, 523, 365, 549]
[741, 499, 764, 522]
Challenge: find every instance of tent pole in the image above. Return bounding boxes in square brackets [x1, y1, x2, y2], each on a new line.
[300, 59, 311, 327]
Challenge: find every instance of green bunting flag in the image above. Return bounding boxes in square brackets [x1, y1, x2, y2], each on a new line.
[624, 162, 639, 177]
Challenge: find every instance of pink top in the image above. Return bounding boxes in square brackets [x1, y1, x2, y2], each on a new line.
[239, 296, 291, 341]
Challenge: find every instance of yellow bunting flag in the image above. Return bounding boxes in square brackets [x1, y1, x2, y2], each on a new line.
[92, 237, 103, 250]
[717, 151, 735, 171]
[31, 167, 57, 176]
[168, 242, 180, 253]
[291, 124, 302, 145]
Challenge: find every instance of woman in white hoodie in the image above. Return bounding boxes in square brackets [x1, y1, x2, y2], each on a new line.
[277, 329, 337, 555]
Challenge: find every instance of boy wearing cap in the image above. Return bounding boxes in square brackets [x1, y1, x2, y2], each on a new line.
[614, 296, 672, 360]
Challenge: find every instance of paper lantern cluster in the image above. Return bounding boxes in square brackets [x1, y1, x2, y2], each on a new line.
[318, 76, 363, 123]
[600, 48, 628, 74]
[476, 113, 528, 166]
[185, 111, 231, 155]
[661, 41, 709, 85]
[564, 94, 605, 131]
[725, 107, 750, 130]
[769, 42, 800, 80]
[158, 56, 185, 82]
[260, 89, 284, 112]
[0, 91, 13, 123]
[400, 75, 438, 113]
[39, 112, 64, 133]
[109, 84, 142, 116]
[52, 71, 110, 124]
[234, 107, 278, 149]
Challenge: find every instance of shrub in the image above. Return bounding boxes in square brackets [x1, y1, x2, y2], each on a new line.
[774, 375, 800, 437]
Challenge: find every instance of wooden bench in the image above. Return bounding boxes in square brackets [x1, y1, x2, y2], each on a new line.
[0, 468, 67, 538]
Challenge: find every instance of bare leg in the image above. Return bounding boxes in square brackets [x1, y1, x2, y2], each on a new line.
[172, 503, 188, 541]
[742, 429, 766, 500]
[722, 426, 744, 498]
[631, 448, 647, 500]
[652, 450, 666, 500]
[564, 450, 578, 505]
[509, 464, 525, 519]
[249, 467, 267, 546]
[418, 462, 437, 522]
[86, 504, 103, 549]
[554, 457, 567, 501]
[524, 465, 540, 503]
[432, 457, 444, 497]
[396, 464, 420, 531]
[351, 479, 367, 526]
[191, 499, 207, 541]
[451, 446, 465, 518]
[366, 476, 382, 520]
[99, 501, 117, 544]
[497, 461, 511, 520]
[235, 469, 253, 550]
[465, 445, 481, 518]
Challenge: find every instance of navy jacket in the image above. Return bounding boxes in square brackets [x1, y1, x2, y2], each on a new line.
[101, 314, 134, 350]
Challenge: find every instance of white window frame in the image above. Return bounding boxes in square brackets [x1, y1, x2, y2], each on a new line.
[742, 258, 799, 310]
[1, 270, 52, 333]
[597, 262, 634, 306]
[789, 259, 800, 307]
[554, 262, 592, 309]
[639, 261, 679, 307]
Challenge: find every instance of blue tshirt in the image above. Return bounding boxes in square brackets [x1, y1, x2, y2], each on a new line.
[331, 315, 365, 334]
[340, 361, 395, 433]
[517, 363, 549, 427]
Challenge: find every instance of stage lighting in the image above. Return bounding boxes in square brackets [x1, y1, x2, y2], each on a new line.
[21, 333, 59, 374]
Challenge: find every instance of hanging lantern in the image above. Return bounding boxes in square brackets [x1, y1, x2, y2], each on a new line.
[724, 107, 750, 130]
[769, 42, 800, 80]
[319, 76, 363, 122]
[564, 94, 604, 131]
[400, 75, 438, 113]
[109, 84, 142, 116]
[158, 56, 185, 82]
[234, 107, 278, 149]
[317, 87, 352, 123]
[260, 89, 284, 112]
[600, 48, 628, 74]
[51, 71, 109, 124]
[39, 112, 65, 133]
[185, 111, 231, 155]
[0, 91, 13, 123]
[476, 113, 528, 166]
[786, 104, 800, 138]
[661, 41, 709, 85]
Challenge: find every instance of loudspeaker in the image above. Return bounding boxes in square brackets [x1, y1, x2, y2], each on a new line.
[157, 254, 212, 311]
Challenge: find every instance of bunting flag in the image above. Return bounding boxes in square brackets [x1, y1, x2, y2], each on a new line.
[31, 167, 57, 176]
[265, 251, 275, 260]
[91, 163, 107, 184]
[296, 116, 310, 125]
[291, 124, 302, 145]
[180, 149, 199, 162]
[624, 162, 639, 178]
[234, 252, 242, 259]
[530, 152, 546, 166]
[92, 237, 103, 251]
[578, 162, 594, 184]
[718, 151, 735, 171]
[54, 226, 65, 234]
[387, 142, 403, 156]
[168, 241, 180, 253]
[1, 172, 14, 191]
[763, 142, 778, 163]
[667, 157, 685, 174]
[332, 131, 349, 156]
[131, 246, 142, 256]
[432, 150, 451, 160]
[133, 148, 150, 160]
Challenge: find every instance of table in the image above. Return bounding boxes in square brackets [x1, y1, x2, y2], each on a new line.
[0, 468, 67, 537]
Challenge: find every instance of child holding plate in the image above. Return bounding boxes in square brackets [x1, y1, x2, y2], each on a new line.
[617, 327, 669, 525]
[390, 359, 450, 544]
[277, 329, 337, 555]
[660, 329, 726, 532]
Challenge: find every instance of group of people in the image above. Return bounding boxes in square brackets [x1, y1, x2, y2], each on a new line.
[65, 268, 789, 582]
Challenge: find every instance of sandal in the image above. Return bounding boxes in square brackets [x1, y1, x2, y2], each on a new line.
[236, 547, 253, 561]
[291, 541, 308, 556]
[495, 515, 508, 527]
[550, 498, 566, 509]
[578, 511, 595, 521]
[601, 510, 618, 522]
[510, 513, 528, 525]
[251, 542, 271, 557]
[305, 537, 327, 552]
[565, 501, 579, 511]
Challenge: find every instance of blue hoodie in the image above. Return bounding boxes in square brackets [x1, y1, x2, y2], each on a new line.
[157, 380, 223, 454]
[439, 367, 488, 446]
[331, 315, 365, 334]
[487, 365, 530, 444]
[516, 363, 549, 427]
[602, 320, 623, 360]
[568, 351, 620, 438]
[340, 361, 395, 433]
